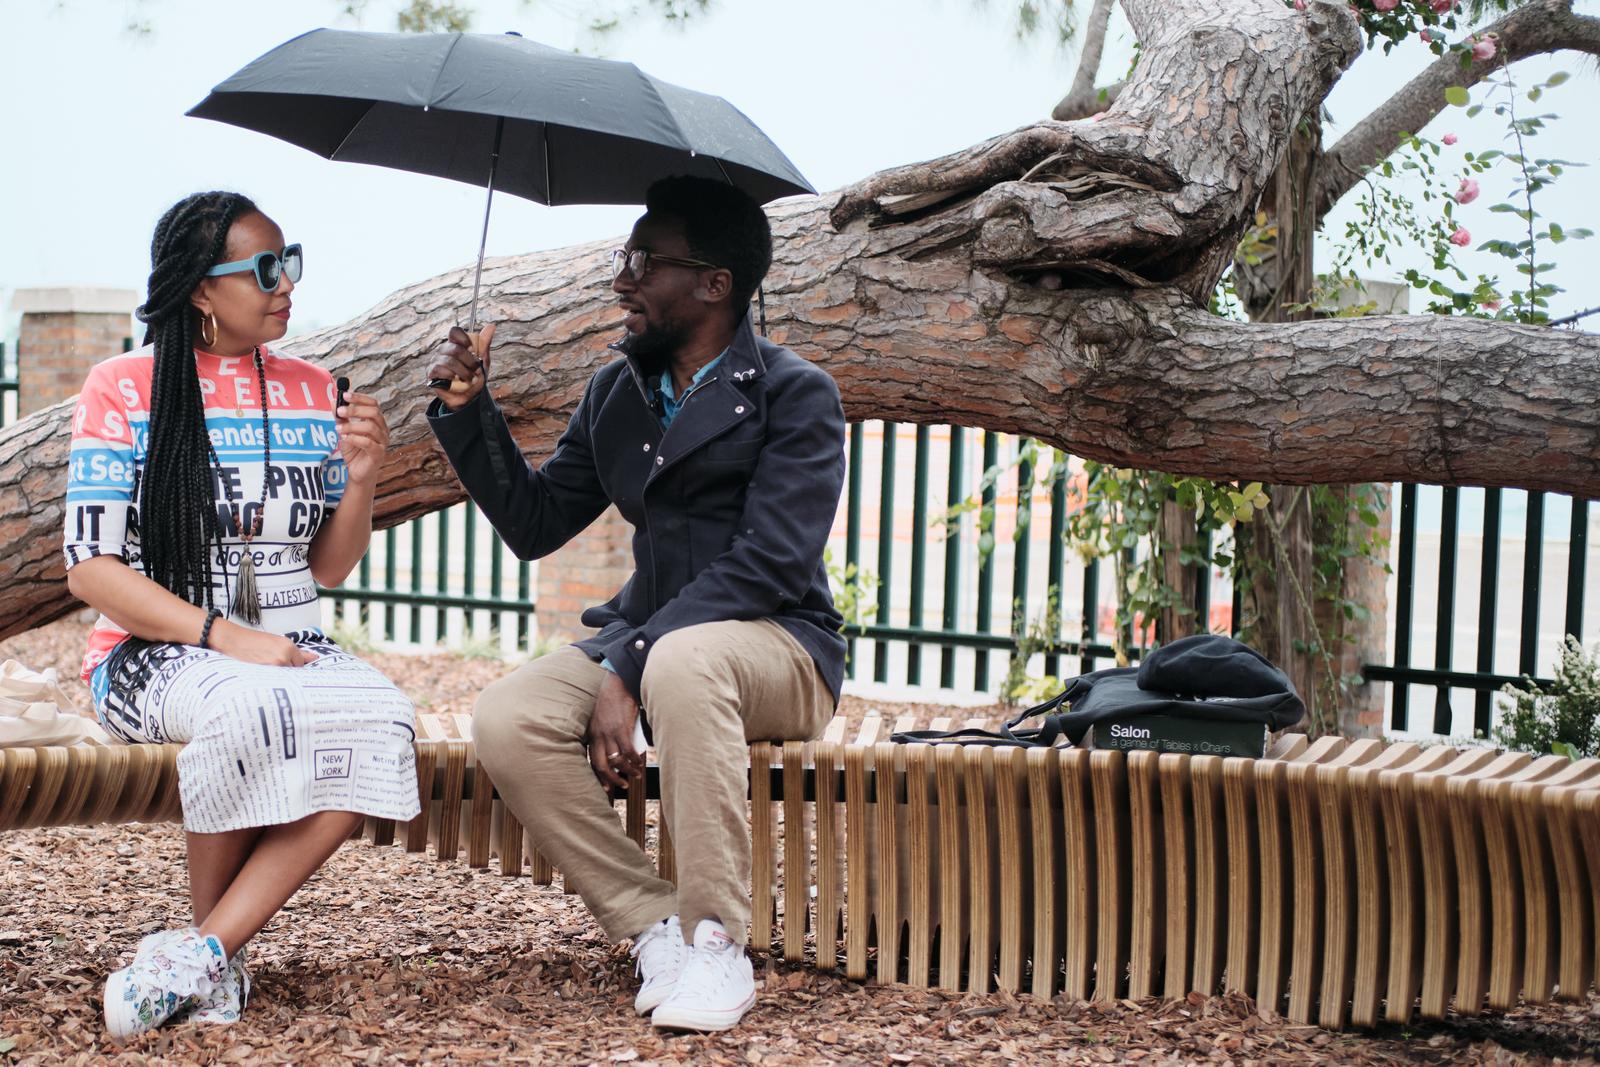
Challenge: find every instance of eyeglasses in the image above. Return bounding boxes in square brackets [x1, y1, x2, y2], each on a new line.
[610, 247, 719, 283]
[206, 244, 303, 292]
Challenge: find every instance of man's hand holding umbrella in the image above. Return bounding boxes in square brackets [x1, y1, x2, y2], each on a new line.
[428, 324, 493, 411]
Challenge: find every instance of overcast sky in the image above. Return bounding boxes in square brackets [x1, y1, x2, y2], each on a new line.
[2, 0, 1594, 344]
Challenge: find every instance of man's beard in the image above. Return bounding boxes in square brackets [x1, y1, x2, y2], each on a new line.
[628, 314, 688, 377]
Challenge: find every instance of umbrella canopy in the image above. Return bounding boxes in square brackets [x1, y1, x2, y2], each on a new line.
[186, 28, 814, 206]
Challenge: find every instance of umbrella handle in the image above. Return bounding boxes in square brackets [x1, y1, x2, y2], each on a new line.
[426, 326, 488, 393]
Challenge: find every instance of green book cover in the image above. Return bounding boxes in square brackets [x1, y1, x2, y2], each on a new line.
[1085, 713, 1269, 758]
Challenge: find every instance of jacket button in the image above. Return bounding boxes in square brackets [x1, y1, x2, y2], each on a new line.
[655, 456, 664, 466]
[735, 405, 745, 414]
[634, 639, 645, 650]
[642, 443, 651, 453]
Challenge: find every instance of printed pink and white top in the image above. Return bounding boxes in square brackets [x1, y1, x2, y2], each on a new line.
[63, 345, 346, 680]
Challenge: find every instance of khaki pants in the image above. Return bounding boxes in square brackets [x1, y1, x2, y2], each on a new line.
[472, 619, 834, 947]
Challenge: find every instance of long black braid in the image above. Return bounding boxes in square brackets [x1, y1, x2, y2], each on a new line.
[134, 191, 257, 608]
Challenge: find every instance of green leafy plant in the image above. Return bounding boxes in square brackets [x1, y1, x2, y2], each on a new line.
[1286, 0, 1522, 58]
[328, 620, 377, 654]
[824, 547, 880, 637]
[1463, 68, 1591, 323]
[1495, 636, 1600, 758]
[451, 628, 506, 661]
[1313, 66, 1589, 325]
[1002, 589, 1063, 707]
[940, 442, 1270, 670]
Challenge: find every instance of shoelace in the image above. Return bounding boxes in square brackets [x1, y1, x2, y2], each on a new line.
[632, 922, 685, 979]
[671, 941, 742, 1000]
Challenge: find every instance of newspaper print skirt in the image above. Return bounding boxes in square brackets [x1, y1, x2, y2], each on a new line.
[91, 631, 420, 833]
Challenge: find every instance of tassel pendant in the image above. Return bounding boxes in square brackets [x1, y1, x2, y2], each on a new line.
[233, 552, 262, 626]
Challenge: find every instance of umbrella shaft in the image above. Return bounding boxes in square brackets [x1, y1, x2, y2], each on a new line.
[468, 116, 506, 329]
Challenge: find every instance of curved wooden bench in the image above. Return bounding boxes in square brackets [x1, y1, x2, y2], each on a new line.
[3, 714, 1597, 1028]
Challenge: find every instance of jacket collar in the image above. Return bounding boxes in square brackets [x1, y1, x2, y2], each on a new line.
[609, 309, 767, 408]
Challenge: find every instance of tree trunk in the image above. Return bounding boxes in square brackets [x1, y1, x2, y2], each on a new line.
[1244, 112, 1324, 724]
[3, 0, 1597, 644]
[1156, 498, 1200, 644]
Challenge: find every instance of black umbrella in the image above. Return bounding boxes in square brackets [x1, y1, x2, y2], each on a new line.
[187, 28, 814, 330]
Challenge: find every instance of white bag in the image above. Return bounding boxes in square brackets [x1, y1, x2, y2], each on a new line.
[0, 660, 110, 747]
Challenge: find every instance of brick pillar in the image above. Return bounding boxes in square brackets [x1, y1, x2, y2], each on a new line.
[535, 505, 636, 644]
[11, 287, 138, 416]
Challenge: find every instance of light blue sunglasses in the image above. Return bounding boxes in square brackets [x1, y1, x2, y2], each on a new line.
[206, 243, 303, 293]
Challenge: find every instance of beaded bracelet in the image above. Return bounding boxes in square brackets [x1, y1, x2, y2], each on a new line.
[199, 607, 223, 649]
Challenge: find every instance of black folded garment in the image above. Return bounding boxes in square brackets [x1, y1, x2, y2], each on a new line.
[891, 634, 1304, 749]
[1054, 633, 1305, 745]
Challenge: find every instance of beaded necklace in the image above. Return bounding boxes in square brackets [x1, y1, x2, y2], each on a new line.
[204, 346, 271, 625]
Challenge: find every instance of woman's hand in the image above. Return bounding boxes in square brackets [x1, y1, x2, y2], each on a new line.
[335, 390, 390, 488]
[209, 620, 317, 666]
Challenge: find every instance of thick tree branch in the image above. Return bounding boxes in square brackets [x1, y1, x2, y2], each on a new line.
[833, 0, 1361, 301]
[4, 188, 1596, 641]
[1051, 0, 1119, 120]
[1053, 79, 1126, 122]
[1316, 0, 1600, 220]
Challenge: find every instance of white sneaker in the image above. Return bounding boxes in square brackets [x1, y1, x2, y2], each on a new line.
[650, 920, 756, 1032]
[103, 927, 227, 1041]
[631, 915, 685, 1015]
[185, 945, 250, 1024]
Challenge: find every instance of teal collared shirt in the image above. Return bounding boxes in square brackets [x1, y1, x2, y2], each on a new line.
[656, 352, 725, 428]
[601, 351, 726, 677]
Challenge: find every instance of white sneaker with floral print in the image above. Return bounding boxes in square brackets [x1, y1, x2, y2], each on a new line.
[184, 944, 250, 1025]
[103, 927, 226, 1041]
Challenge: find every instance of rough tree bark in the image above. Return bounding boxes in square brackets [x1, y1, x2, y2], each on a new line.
[2, 0, 1597, 644]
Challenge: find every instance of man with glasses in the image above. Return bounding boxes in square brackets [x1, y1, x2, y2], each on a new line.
[424, 175, 846, 1032]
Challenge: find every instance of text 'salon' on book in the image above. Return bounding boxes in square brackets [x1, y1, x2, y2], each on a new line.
[1085, 713, 1269, 759]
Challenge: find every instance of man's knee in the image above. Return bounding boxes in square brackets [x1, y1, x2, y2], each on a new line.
[471, 676, 528, 774]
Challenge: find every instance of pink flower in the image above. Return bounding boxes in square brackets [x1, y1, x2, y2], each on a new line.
[1456, 178, 1480, 204]
[1293, 0, 1305, 9]
[1419, 29, 1432, 42]
[1472, 35, 1497, 60]
[1481, 299, 1502, 312]
[1442, 132, 1458, 145]
[1450, 227, 1472, 247]
[1373, 0, 1398, 11]
[1431, 0, 1453, 12]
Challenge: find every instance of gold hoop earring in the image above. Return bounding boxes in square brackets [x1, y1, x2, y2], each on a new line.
[199, 311, 218, 348]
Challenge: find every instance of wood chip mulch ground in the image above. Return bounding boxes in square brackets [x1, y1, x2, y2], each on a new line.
[3, 618, 1599, 1065]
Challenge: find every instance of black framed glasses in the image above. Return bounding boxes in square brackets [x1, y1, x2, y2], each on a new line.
[207, 243, 303, 292]
[610, 247, 719, 283]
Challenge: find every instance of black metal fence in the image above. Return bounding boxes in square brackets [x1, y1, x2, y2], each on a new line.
[321, 508, 537, 656]
[1370, 485, 1592, 738]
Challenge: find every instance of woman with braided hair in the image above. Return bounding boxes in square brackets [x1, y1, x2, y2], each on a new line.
[62, 191, 419, 1040]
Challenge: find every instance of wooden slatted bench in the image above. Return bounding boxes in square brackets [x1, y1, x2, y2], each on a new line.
[3, 713, 1597, 1029]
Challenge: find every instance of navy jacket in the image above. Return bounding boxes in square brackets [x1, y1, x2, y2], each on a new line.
[427, 314, 847, 705]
